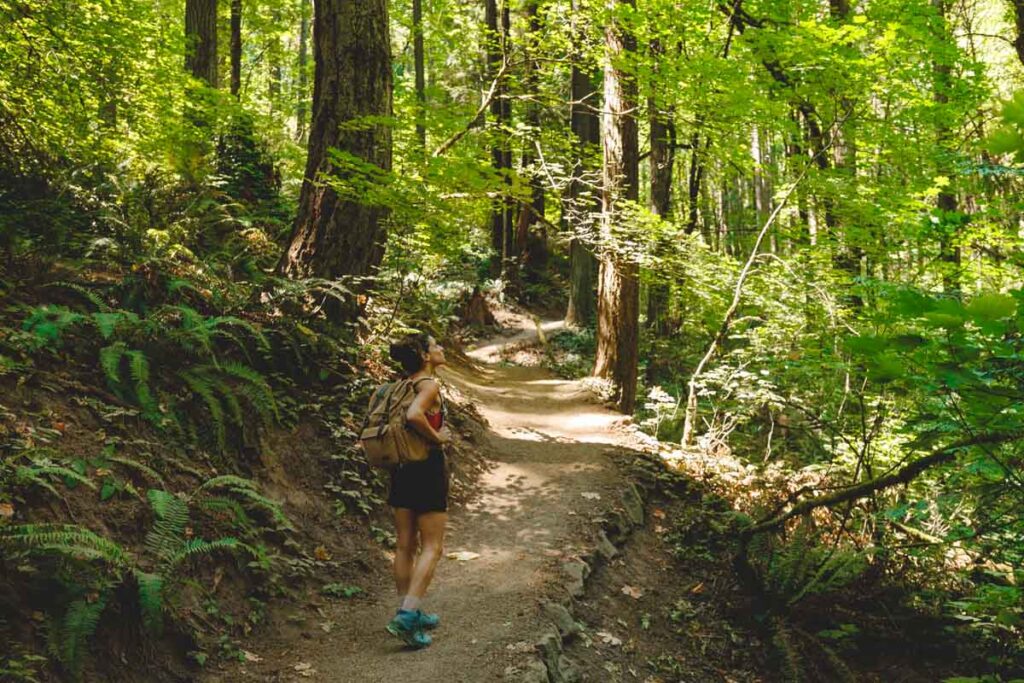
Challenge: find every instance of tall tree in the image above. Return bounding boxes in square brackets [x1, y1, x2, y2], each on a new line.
[515, 0, 547, 270]
[932, 0, 961, 293]
[296, 0, 311, 141]
[185, 0, 218, 86]
[486, 0, 514, 278]
[279, 0, 394, 319]
[565, 1, 599, 327]
[645, 37, 675, 335]
[1012, 0, 1024, 66]
[413, 0, 427, 153]
[594, 0, 640, 414]
[230, 0, 241, 97]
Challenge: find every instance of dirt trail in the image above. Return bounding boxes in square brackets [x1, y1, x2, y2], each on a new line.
[209, 327, 645, 683]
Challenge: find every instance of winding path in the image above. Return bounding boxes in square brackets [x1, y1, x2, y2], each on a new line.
[208, 326, 640, 682]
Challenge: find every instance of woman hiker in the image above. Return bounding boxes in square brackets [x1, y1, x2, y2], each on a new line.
[384, 333, 451, 648]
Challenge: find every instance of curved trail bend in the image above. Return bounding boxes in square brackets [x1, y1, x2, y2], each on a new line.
[211, 327, 648, 682]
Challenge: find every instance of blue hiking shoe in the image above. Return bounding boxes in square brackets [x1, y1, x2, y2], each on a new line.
[386, 609, 432, 649]
[416, 609, 440, 630]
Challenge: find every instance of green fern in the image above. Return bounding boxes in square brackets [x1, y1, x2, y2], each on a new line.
[144, 489, 189, 563]
[133, 571, 164, 634]
[48, 596, 108, 677]
[167, 537, 239, 567]
[45, 281, 112, 312]
[126, 350, 158, 417]
[22, 306, 86, 348]
[178, 368, 226, 451]
[220, 362, 279, 423]
[106, 454, 164, 486]
[99, 342, 128, 391]
[15, 455, 96, 498]
[0, 523, 130, 565]
[197, 475, 292, 529]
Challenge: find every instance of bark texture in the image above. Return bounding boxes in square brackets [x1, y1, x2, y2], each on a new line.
[185, 0, 218, 86]
[413, 0, 427, 153]
[296, 0, 311, 141]
[564, 0, 599, 327]
[486, 0, 514, 278]
[593, 0, 640, 414]
[932, 0, 961, 294]
[646, 42, 675, 335]
[1015, 0, 1024, 67]
[230, 0, 241, 96]
[279, 0, 393, 319]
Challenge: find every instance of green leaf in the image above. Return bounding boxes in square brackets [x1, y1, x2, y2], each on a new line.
[99, 480, 118, 501]
[965, 293, 1016, 322]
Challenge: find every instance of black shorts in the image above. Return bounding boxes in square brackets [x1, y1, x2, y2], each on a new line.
[388, 448, 449, 513]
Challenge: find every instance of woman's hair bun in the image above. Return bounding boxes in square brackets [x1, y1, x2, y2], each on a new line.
[389, 332, 430, 375]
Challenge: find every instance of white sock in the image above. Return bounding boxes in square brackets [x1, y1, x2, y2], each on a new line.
[401, 595, 421, 612]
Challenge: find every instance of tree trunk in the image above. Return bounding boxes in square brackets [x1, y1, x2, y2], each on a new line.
[1014, 0, 1024, 67]
[185, 0, 218, 87]
[932, 0, 961, 294]
[517, 0, 547, 272]
[413, 0, 427, 153]
[594, 0, 640, 414]
[486, 0, 514, 279]
[296, 0, 311, 141]
[269, 9, 283, 110]
[230, 0, 241, 96]
[645, 61, 675, 336]
[278, 0, 393, 321]
[564, 0, 600, 327]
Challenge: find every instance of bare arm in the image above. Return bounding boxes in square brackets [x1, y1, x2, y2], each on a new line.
[405, 380, 449, 445]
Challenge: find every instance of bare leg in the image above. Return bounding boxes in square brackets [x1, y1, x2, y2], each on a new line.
[407, 511, 447, 599]
[393, 507, 418, 598]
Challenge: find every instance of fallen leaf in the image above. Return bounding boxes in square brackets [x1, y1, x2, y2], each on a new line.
[690, 582, 705, 594]
[580, 492, 601, 500]
[542, 549, 562, 557]
[319, 621, 334, 633]
[652, 508, 666, 519]
[294, 662, 316, 677]
[447, 550, 480, 561]
[94, 468, 112, 478]
[242, 650, 262, 663]
[621, 585, 644, 600]
[596, 630, 622, 646]
[0, 502, 14, 519]
[654, 524, 667, 534]
[314, 545, 332, 561]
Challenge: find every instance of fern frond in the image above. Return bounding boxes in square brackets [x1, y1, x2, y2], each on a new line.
[199, 496, 254, 530]
[178, 369, 226, 451]
[144, 489, 189, 564]
[133, 571, 164, 635]
[99, 342, 128, 391]
[51, 596, 108, 675]
[90, 311, 138, 340]
[46, 281, 112, 312]
[220, 362, 279, 423]
[16, 462, 97, 491]
[166, 537, 239, 569]
[197, 476, 292, 529]
[0, 523, 130, 565]
[107, 455, 164, 486]
[208, 316, 271, 352]
[126, 350, 158, 417]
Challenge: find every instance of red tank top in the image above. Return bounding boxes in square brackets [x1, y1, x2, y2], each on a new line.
[426, 411, 443, 430]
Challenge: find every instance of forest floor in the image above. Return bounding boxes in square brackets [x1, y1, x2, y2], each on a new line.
[199, 315, 774, 683]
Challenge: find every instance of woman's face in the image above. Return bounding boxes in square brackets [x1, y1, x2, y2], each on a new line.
[424, 336, 446, 368]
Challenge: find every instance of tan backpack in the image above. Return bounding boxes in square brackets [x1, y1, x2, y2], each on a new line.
[358, 378, 432, 468]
